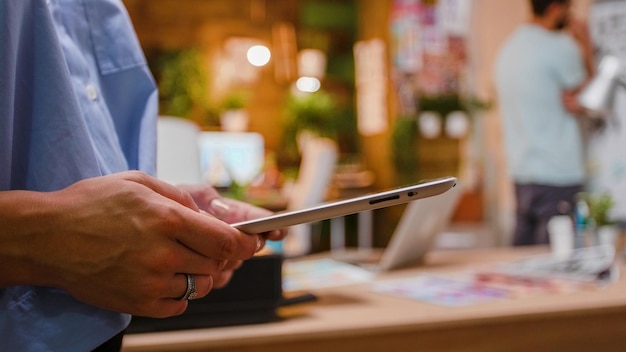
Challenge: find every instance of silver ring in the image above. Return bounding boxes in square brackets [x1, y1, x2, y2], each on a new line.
[179, 274, 197, 301]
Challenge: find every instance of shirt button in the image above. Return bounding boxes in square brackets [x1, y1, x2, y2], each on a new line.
[86, 85, 98, 101]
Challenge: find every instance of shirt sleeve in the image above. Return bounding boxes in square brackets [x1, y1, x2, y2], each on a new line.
[554, 34, 587, 90]
[0, 0, 101, 191]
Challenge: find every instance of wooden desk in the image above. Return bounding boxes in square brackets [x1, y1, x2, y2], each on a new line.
[122, 247, 626, 352]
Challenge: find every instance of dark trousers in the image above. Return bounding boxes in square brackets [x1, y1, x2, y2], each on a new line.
[513, 183, 583, 246]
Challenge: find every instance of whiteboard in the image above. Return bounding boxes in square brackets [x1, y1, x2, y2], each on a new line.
[588, 0, 626, 221]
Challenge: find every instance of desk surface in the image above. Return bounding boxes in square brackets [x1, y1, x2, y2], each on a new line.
[123, 247, 626, 352]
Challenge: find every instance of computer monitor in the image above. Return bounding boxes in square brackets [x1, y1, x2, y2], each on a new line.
[197, 132, 265, 187]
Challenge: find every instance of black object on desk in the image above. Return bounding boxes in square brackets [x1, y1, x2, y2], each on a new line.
[127, 254, 289, 333]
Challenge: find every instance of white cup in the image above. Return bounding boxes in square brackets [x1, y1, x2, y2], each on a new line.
[548, 215, 575, 258]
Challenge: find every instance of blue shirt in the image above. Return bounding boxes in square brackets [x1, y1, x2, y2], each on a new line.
[0, 0, 157, 350]
[494, 24, 587, 186]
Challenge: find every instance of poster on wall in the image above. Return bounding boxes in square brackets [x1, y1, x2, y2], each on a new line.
[588, 0, 626, 220]
[390, 0, 423, 74]
[438, 0, 472, 37]
[589, 0, 626, 61]
[389, 0, 471, 97]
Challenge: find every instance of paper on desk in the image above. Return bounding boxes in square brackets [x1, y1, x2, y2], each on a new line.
[371, 275, 511, 307]
[486, 245, 617, 284]
[283, 258, 375, 292]
[370, 246, 619, 307]
[471, 245, 620, 296]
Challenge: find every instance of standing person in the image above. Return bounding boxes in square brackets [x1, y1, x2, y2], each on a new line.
[0, 0, 286, 351]
[494, 0, 594, 246]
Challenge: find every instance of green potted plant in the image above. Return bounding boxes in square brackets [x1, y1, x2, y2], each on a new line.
[280, 91, 339, 163]
[588, 193, 614, 227]
[585, 192, 617, 246]
[219, 90, 250, 132]
[152, 48, 218, 127]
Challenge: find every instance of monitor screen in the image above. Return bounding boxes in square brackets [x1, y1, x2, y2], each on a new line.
[198, 132, 265, 187]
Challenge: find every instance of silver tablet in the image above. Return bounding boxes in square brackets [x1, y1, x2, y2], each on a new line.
[232, 176, 457, 234]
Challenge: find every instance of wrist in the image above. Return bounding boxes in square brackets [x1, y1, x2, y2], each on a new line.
[0, 190, 63, 287]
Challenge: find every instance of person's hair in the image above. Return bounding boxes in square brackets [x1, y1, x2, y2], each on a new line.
[530, 0, 569, 16]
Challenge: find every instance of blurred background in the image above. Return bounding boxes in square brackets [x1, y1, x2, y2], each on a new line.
[123, 0, 626, 253]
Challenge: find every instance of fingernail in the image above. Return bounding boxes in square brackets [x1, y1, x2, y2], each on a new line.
[256, 236, 265, 252]
[208, 198, 230, 219]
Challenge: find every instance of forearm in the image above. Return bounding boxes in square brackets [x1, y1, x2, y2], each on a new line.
[568, 18, 595, 79]
[0, 190, 60, 288]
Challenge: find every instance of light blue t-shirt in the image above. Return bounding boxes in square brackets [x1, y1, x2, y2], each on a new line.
[0, 0, 157, 350]
[494, 24, 587, 186]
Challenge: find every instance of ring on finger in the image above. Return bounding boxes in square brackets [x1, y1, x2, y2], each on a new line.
[178, 273, 197, 301]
